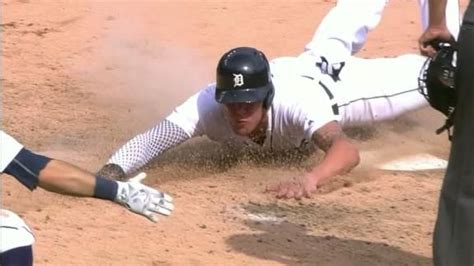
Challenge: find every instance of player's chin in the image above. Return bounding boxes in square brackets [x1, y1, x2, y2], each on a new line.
[232, 125, 254, 137]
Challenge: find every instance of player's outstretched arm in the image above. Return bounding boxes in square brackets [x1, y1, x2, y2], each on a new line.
[267, 121, 359, 199]
[99, 120, 190, 180]
[4, 149, 173, 222]
[308, 120, 360, 184]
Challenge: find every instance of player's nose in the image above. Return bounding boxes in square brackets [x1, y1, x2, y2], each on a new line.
[226, 103, 250, 117]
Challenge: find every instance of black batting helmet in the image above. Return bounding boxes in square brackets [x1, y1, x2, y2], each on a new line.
[215, 47, 274, 109]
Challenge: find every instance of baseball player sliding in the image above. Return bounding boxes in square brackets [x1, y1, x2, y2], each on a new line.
[98, 1, 460, 200]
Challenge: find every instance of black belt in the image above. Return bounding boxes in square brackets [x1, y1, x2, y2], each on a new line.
[301, 75, 339, 115]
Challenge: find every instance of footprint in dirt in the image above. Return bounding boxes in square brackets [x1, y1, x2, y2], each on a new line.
[1, 22, 18, 29]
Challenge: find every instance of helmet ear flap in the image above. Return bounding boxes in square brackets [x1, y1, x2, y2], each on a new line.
[263, 83, 275, 109]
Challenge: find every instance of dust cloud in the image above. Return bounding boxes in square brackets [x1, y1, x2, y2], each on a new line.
[68, 4, 219, 169]
[77, 27, 212, 128]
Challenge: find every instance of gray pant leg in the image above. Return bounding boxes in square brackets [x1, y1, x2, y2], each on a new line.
[433, 2, 474, 266]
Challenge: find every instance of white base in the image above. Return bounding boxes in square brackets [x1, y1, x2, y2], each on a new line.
[377, 153, 448, 171]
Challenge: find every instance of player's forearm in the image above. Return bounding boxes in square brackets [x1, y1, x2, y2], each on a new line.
[429, 0, 448, 27]
[38, 160, 97, 197]
[4, 148, 118, 200]
[308, 138, 360, 185]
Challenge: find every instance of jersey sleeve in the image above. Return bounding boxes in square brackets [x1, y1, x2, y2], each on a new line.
[107, 85, 217, 174]
[0, 131, 24, 173]
[166, 84, 216, 137]
[292, 78, 341, 139]
[107, 120, 190, 174]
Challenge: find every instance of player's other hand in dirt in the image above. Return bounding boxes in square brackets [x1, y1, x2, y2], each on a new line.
[265, 174, 319, 200]
[97, 163, 127, 181]
[115, 172, 174, 223]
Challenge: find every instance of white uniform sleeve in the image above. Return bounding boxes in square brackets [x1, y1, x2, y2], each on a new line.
[107, 86, 216, 174]
[107, 120, 190, 174]
[0, 131, 24, 173]
[166, 84, 219, 137]
[300, 79, 341, 139]
[166, 87, 211, 137]
[277, 76, 340, 141]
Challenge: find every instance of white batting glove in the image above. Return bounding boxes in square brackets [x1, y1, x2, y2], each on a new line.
[115, 172, 174, 222]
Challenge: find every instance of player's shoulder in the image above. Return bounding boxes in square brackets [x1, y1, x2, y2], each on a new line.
[195, 83, 219, 109]
[271, 74, 337, 120]
[200, 83, 216, 95]
[172, 83, 220, 117]
[178, 83, 216, 106]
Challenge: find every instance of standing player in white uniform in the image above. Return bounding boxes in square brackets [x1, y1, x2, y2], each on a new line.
[0, 131, 173, 265]
[304, 0, 460, 71]
[97, 2, 460, 199]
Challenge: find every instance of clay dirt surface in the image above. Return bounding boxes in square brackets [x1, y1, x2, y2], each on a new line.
[1, 0, 468, 265]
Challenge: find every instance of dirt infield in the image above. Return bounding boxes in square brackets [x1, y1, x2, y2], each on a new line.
[1, 0, 467, 265]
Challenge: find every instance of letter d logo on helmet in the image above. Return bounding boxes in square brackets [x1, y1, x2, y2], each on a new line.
[215, 47, 275, 109]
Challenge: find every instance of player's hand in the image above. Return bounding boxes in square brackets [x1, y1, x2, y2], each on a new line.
[265, 175, 319, 200]
[418, 26, 454, 58]
[97, 163, 127, 181]
[115, 172, 174, 222]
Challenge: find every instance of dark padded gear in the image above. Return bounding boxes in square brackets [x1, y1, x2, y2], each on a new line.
[418, 42, 457, 138]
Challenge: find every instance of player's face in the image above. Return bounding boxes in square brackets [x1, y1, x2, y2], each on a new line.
[224, 102, 265, 136]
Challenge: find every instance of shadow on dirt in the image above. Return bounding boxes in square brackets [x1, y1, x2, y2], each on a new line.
[226, 220, 431, 266]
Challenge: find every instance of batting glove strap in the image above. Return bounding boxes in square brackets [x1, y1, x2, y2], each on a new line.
[93, 176, 118, 200]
